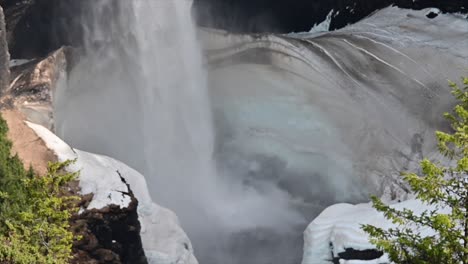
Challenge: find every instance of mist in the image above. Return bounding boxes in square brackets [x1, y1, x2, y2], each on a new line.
[53, 1, 331, 263]
[50, 0, 466, 263]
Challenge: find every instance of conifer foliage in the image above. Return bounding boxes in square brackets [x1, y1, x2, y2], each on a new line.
[363, 78, 468, 264]
[0, 115, 79, 264]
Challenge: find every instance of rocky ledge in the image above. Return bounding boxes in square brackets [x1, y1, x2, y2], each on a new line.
[71, 180, 147, 264]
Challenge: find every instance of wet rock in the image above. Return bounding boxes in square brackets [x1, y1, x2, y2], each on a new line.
[71, 180, 147, 264]
[1, 47, 73, 129]
[332, 248, 385, 264]
[426, 11, 439, 19]
[0, 5, 9, 94]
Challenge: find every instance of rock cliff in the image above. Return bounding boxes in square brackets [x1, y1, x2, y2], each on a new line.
[194, 0, 467, 32]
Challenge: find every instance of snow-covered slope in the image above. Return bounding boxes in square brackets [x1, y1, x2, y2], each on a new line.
[301, 200, 448, 264]
[26, 122, 198, 264]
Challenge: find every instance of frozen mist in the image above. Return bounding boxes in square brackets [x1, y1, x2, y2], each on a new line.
[55, 0, 304, 264]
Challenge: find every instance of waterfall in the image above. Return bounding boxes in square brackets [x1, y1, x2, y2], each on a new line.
[55, 0, 217, 208]
[55, 0, 305, 263]
[129, 0, 219, 218]
[56, 0, 217, 225]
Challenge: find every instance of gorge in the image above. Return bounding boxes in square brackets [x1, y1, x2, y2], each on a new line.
[0, 0, 467, 264]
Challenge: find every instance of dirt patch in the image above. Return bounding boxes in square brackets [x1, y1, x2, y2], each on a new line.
[1, 109, 56, 175]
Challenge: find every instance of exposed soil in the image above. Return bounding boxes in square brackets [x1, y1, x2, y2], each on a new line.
[1, 109, 56, 175]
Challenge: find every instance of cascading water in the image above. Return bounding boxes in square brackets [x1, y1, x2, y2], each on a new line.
[55, 0, 305, 263]
[52, 0, 468, 263]
[129, 0, 219, 222]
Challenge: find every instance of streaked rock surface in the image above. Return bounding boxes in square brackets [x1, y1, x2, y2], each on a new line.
[0, 5, 9, 94]
[202, 6, 468, 205]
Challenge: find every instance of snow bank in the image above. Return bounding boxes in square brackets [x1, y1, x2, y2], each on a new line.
[26, 121, 131, 209]
[302, 200, 446, 264]
[26, 122, 198, 264]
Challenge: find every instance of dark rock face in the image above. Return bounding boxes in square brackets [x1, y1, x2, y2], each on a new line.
[1, 0, 130, 59]
[333, 248, 385, 264]
[1, 0, 466, 57]
[71, 183, 147, 264]
[193, 0, 467, 32]
[1, 0, 57, 59]
[0, 0, 87, 59]
[0, 5, 9, 95]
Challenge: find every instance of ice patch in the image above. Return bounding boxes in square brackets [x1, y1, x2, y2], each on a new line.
[309, 9, 333, 34]
[286, 9, 333, 37]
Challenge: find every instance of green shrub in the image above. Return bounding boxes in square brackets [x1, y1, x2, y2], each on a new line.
[0, 114, 79, 264]
[362, 78, 468, 264]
